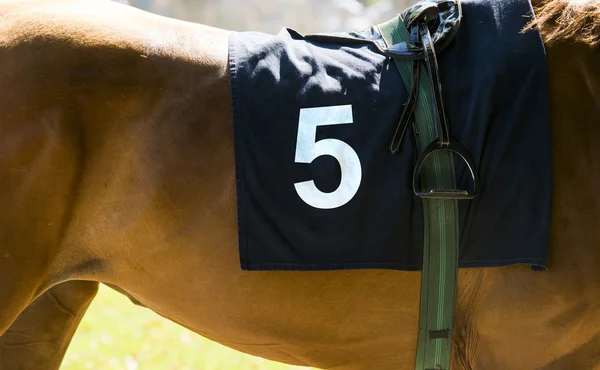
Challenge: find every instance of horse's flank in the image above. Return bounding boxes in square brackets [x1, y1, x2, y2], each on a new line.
[0, 0, 598, 369]
[0, 0, 230, 326]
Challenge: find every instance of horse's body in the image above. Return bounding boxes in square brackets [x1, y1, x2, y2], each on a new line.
[0, 0, 599, 369]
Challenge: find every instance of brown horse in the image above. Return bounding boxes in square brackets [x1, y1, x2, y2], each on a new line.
[0, 0, 599, 369]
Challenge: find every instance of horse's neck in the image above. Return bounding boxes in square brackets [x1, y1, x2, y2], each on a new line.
[456, 42, 600, 369]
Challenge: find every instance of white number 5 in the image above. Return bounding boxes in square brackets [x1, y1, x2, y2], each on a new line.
[294, 105, 362, 209]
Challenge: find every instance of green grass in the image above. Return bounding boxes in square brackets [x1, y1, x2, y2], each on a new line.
[62, 285, 315, 370]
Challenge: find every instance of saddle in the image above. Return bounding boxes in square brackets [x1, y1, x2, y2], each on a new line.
[230, 0, 552, 367]
[305, 0, 478, 198]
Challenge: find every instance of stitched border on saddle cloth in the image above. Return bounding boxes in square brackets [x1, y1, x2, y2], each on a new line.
[228, 0, 551, 271]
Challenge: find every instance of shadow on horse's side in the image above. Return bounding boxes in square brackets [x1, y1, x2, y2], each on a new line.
[0, 0, 599, 369]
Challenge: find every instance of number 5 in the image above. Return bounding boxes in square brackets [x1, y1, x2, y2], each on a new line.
[294, 105, 362, 209]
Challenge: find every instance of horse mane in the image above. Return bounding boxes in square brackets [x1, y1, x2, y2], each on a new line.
[528, 0, 600, 46]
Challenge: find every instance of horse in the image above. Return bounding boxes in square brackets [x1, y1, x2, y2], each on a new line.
[0, 0, 599, 369]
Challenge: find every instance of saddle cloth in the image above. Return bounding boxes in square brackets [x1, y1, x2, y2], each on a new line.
[228, 0, 551, 271]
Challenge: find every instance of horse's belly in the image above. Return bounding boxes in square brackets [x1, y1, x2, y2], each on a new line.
[110, 230, 421, 369]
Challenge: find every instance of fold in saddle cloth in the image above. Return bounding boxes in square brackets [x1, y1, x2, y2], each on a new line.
[228, 0, 551, 271]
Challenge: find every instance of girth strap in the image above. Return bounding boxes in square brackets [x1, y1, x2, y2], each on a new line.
[378, 5, 463, 370]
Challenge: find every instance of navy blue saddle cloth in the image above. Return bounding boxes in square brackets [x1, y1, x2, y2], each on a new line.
[228, 0, 551, 271]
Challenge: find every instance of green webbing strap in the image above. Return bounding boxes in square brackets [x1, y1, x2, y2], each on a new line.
[377, 17, 460, 370]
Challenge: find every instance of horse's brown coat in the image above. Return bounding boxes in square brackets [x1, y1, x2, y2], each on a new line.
[0, 0, 599, 369]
